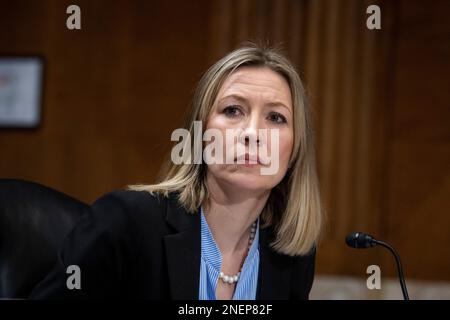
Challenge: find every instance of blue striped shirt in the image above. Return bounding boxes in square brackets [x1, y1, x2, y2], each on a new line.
[198, 207, 260, 300]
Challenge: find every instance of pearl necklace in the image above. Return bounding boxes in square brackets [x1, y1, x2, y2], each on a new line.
[218, 220, 257, 285]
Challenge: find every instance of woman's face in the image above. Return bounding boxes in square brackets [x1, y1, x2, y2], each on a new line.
[205, 66, 294, 193]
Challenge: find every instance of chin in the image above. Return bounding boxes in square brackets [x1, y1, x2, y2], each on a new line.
[222, 173, 278, 193]
[207, 164, 285, 194]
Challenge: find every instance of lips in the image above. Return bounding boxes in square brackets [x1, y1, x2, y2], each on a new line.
[235, 153, 261, 165]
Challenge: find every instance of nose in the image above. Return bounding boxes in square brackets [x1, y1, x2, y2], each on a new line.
[240, 114, 262, 146]
[244, 135, 259, 145]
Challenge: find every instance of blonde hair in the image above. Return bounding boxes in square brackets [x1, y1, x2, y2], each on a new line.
[129, 43, 323, 256]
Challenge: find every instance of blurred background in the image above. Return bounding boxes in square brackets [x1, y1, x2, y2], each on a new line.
[0, 0, 449, 299]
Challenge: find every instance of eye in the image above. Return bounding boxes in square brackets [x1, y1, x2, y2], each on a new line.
[267, 112, 287, 124]
[223, 105, 243, 118]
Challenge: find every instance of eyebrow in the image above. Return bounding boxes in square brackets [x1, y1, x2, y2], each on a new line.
[218, 94, 292, 114]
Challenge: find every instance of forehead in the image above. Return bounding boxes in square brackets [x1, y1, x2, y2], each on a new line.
[217, 66, 292, 105]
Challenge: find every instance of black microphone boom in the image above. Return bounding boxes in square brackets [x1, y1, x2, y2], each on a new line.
[345, 232, 410, 300]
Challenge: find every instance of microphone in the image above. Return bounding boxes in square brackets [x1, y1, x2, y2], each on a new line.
[345, 232, 410, 300]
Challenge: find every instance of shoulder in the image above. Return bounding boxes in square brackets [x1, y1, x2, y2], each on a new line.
[90, 189, 180, 219]
[88, 189, 179, 237]
[92, 189, 170, 211]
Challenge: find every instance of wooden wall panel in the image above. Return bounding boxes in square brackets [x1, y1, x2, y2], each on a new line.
[384, 0, 450, 280]
[0, 0, 211, 202]
[1, 0, 449, 281]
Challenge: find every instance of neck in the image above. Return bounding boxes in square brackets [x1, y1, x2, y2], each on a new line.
[202, 173, 270, 256]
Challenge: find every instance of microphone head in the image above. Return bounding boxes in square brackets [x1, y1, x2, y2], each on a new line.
[345, 232, 376, 249]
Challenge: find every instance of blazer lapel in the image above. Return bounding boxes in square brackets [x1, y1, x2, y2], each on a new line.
[256, 226, 294, 300]
[163, 194, 201, 299]
[162, 193, 293, 300]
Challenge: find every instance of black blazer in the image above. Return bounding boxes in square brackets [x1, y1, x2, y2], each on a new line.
[30, 190, 316, 299]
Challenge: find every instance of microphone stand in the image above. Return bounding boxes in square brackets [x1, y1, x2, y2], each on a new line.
[373, 239, 410, 300]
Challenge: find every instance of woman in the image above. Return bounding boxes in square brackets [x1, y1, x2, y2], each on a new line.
[30, 44, 323, 300]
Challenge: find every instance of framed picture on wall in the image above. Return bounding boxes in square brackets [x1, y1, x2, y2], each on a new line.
[0, 56, 44, 128]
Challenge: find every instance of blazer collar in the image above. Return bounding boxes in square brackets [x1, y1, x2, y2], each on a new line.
[163, 193, 293, 300]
